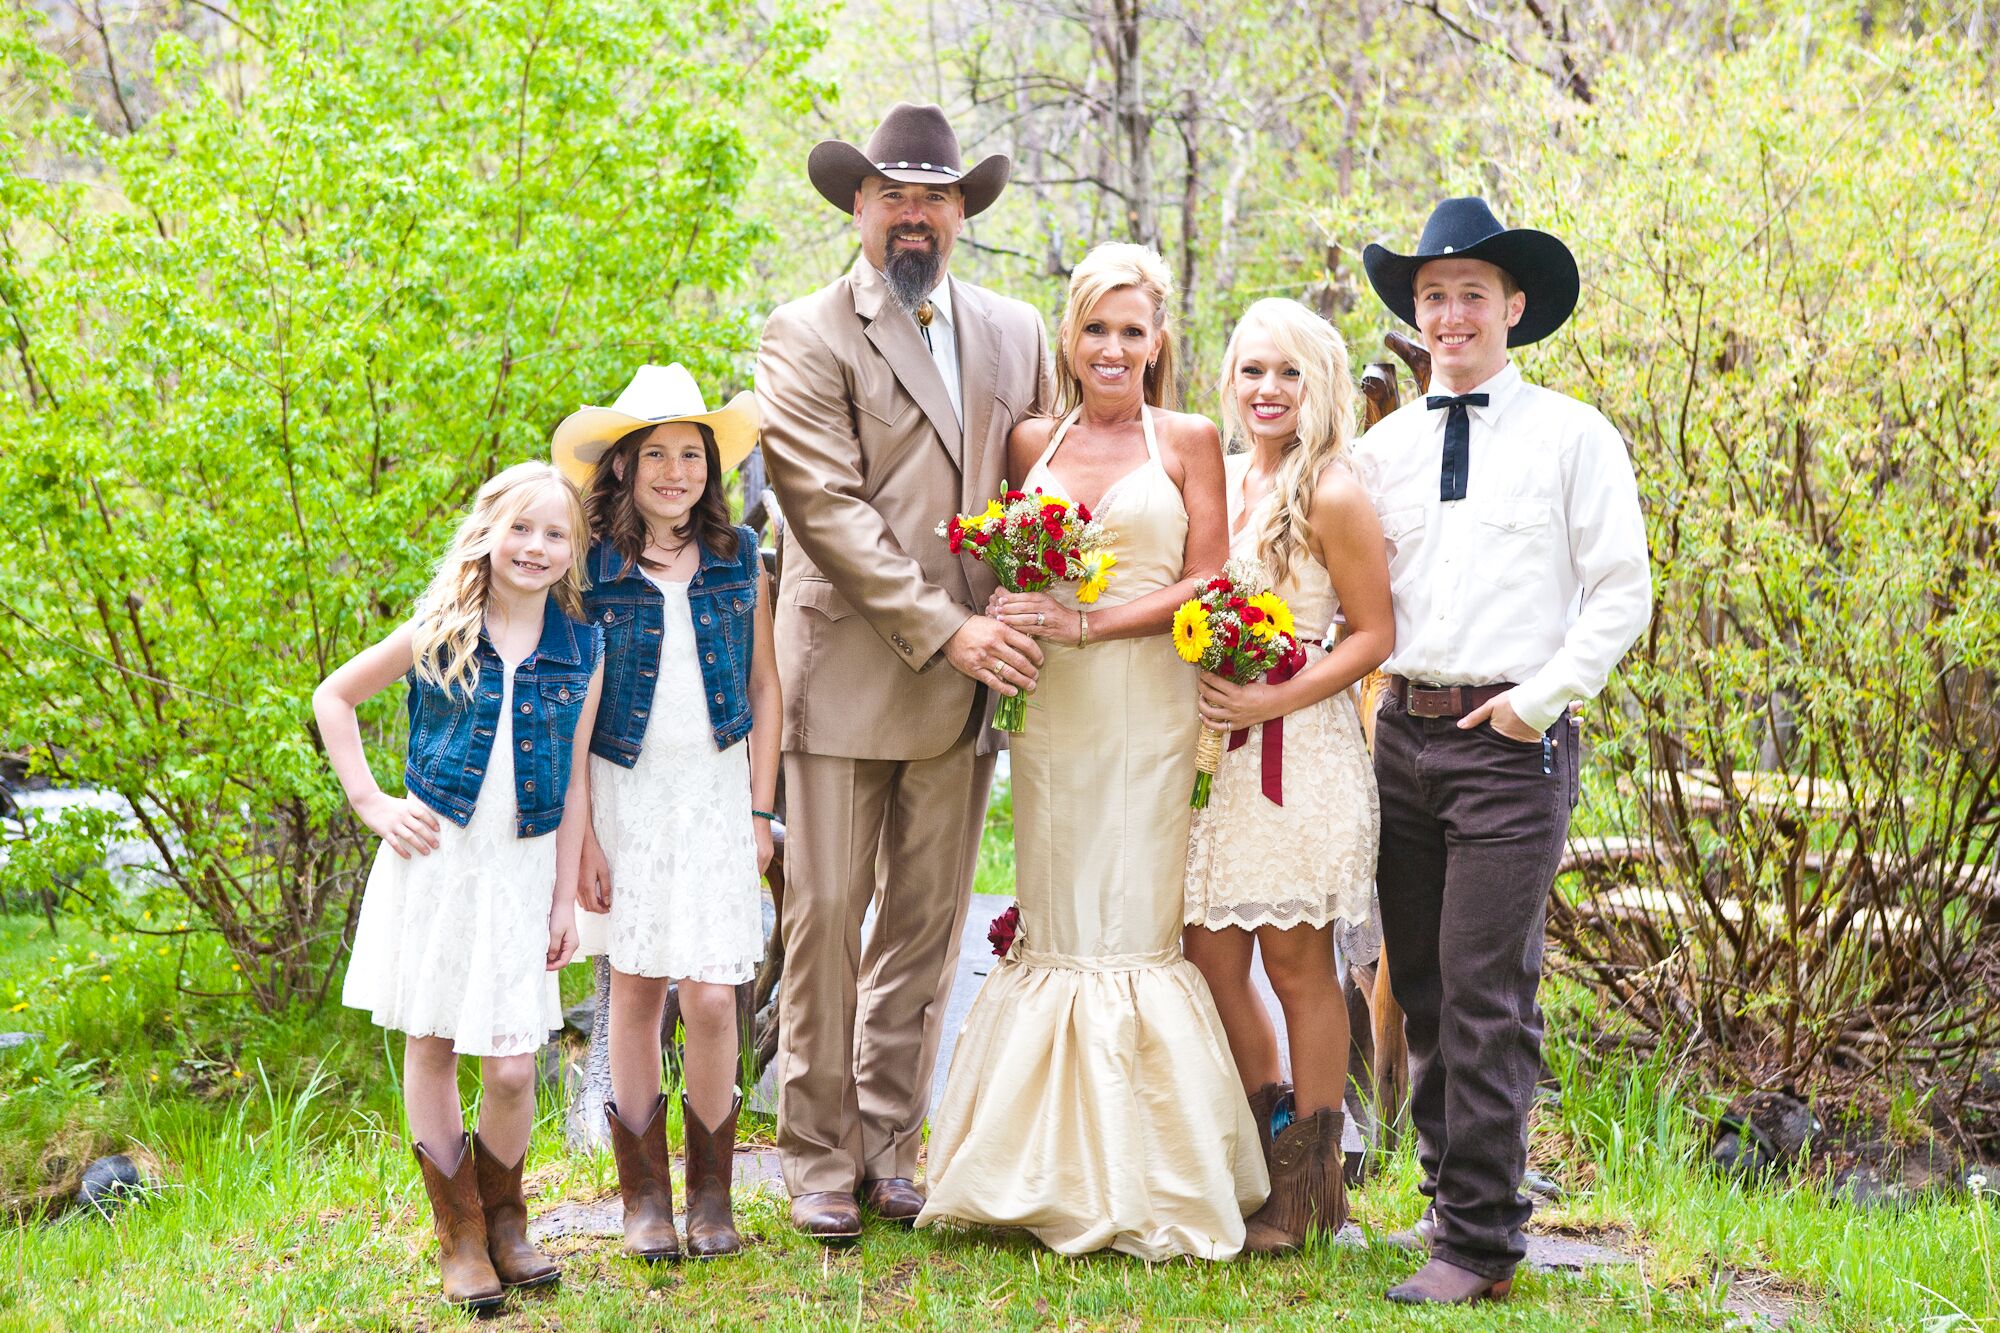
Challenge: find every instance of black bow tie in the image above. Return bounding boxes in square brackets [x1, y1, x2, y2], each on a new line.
[1426, 393, 1488, 502]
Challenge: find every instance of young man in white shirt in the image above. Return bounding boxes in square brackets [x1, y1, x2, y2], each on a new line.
[1352, 198, 1651, 1304]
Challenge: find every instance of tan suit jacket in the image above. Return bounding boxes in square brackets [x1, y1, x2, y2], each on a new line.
[756, 262, 1051, 760]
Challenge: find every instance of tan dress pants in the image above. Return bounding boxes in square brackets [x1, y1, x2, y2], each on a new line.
[775, 717, 996, 1196]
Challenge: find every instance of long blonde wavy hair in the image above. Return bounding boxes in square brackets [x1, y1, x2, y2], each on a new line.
[411, 461, 589, 697]
[1053, 242, 1179, 415]
[1217, 298, 1356, 589]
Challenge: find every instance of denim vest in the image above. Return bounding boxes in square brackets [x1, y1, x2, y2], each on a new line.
[584, 526, 759, 766]
[403, 600, 604, 837]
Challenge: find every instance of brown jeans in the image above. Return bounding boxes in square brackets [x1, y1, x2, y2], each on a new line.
[1374, 692, 1579, 1281]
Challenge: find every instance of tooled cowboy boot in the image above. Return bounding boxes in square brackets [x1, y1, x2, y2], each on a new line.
[607, 1095, 681, 1261]
[1242, 1107, 1347, 1255]
[680, 1093, 744, 1258]
[1246, 1081, 1295, 1168]
[412, 1135, 505, 1311]
[471, 1134, 559, 1289]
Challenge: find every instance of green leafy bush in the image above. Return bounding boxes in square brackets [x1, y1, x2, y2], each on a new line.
[0, 1, 824, 1008]
[1499, 28, 2000, 1105]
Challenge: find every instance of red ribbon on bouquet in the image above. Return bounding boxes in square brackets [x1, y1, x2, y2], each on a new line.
[1226, 656, 1300, 806]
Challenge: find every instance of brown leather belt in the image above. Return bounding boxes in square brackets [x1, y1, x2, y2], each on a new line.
[1387, 675, 1516, 720]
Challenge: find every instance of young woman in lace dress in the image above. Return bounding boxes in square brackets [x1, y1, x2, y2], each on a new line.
[1183, 299, 1393, 1252]
[553, 365, 776, 1261]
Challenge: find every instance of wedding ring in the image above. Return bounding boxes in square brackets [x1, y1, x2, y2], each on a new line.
[1037, 612, 1046, 626]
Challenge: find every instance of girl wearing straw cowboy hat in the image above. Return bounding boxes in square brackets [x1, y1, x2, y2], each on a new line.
[552, 363, 779, 1263]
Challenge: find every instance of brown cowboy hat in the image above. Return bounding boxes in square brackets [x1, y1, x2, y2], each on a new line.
[808, 102, 1010, 218]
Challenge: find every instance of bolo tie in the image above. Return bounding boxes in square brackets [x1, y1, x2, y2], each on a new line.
[1426, 392, 1488, 502]
[916, 300, 935, 351]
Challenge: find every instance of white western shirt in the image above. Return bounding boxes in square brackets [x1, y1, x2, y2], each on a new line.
[925, 276, 963, 426]
[1350, 362, 1652, 732]
[875, 270, 964, 427]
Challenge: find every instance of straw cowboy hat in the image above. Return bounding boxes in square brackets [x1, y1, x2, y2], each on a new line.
[807, 102, 1011, 218]
[551, 363, 760, 487]
[1362, 196, 1580, 346]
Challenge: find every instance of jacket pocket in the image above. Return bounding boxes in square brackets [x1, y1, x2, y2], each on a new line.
[791, 576, 857, 622]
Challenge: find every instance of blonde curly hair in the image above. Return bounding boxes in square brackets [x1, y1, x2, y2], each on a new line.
[411, 462, 588, 696]
[1216, 299, 1356, 589]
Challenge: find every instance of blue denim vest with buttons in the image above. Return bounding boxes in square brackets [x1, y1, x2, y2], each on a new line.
[584, 526, 759, 766]
[402, 599, 604, 838]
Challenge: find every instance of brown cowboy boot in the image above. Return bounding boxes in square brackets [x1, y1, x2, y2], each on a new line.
[1242, 1107, 1347, 1255]
[680, 1093, 744, 1258]
[1246, 1081, 1294, 1167]
[606, 1096, 681, 1261]
[412, 1135, 505, 1311]
[471, 1135, 559, 1289]
[1386, 1256, 1513, 1304]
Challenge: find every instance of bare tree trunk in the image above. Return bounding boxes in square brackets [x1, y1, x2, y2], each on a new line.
[1099, 0, 1155, 245]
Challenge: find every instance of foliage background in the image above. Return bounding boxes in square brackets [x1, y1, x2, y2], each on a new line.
[1, 0, 1996, 1181]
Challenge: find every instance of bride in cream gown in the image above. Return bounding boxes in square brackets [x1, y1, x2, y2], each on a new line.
[915, 244, 1267, 1260]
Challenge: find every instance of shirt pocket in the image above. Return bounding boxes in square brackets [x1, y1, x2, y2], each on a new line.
[1379, 505, 1426, 583]
[1470, 498, 1554, 590]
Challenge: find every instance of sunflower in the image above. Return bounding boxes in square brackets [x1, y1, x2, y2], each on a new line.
[1076, 549, 1118, 604]
[1246, 592, 1294, 640]
[1172, 601, 1212, 663]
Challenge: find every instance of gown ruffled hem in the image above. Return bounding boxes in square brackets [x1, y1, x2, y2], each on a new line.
[915, 950, 1269, 1262]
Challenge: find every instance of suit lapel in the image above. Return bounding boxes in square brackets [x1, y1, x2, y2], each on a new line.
[851, 263, 963, 470]
[951, 276, 1001, 509]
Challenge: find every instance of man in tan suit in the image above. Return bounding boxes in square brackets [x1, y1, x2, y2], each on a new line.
[755, 103, 1052, 1242]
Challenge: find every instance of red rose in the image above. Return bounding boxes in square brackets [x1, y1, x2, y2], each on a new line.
[988, 904, 1021, 957]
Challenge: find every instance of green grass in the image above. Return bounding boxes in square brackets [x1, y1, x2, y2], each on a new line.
[2, 815, 1998, 1327]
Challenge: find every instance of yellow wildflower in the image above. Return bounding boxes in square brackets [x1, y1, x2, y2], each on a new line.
[1246, 592, 1293, 641]
[1172, 601, 1212, 663]
[1076, 550, 1117, 604]
[966, 498, 1004, 531]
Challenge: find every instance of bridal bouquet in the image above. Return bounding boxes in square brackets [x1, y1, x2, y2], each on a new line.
[938, 488, 1116, 733]
[1172, 559, 1308, 809]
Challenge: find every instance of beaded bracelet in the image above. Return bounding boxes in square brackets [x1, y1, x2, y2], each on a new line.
[752, 809, 778, 822]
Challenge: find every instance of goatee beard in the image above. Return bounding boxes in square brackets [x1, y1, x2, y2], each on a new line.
[885, 246, 944, 314]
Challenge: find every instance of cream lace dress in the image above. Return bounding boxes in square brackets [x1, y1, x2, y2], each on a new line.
[1184, 453, 1380, 959]
[575, 569, 763, 983]
[917, 407, 1268, 1261]
[342, 663, 564, 1058]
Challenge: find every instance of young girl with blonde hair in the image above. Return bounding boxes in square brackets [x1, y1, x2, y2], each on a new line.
[1182, 297, 1392, 1252]
[316, 461, 604, 1311]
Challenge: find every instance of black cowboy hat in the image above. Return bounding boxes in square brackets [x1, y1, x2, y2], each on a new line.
[808, 102, 1011, 219]
[1362, 197, 1579, 346]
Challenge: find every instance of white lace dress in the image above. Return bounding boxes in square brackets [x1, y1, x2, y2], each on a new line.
[576, 571, 763, 983]
[342, 664, 563, 1058]
[1184, 455, 1381, 963]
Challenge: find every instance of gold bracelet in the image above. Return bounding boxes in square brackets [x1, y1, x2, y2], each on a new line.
[1076, 611, 1090, 649]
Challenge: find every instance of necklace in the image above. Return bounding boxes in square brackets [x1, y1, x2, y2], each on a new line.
[641, 533, 691, 568]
